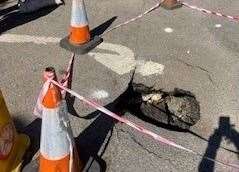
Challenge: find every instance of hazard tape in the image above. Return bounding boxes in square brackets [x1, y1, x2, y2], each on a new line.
[181, 1, 239, 22]
[33, 52, 239, 169]
[34, 0, 239, 168]
[59, 53, 75, 97]
[101, 0, 164, 36]
[42, 79, 239, 170]
[101, 0, 238, 37]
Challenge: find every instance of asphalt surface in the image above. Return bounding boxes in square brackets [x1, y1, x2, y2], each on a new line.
[0, 0, 239, 171]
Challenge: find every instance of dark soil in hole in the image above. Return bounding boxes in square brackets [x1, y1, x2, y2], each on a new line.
[122, 82, 200, 130]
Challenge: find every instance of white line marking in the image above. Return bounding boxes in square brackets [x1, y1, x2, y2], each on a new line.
[136, 60, 165, 76]
[0, 34, 60, 44]
[0, 33, 164, 76]
[55, 0, 63, 4]
[215, 24, 222, 28]
[90, 90, 109, 99]
[88, 42, 136, 75]
[164, 27, 173, 33]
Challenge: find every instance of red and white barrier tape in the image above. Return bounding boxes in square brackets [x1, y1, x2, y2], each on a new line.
[101, 0, 164, 36]
[33, 51, 239, 169]
[181, 1, 239, 22]
[34, 0, 239, 167]
[34, 54, 75, 117]
[59, 53, 75, 97]
[101, 0, 238, 37]
[39, 79, 238, 170]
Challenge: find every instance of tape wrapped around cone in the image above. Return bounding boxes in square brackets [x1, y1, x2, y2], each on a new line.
[18, 0, 64, 13]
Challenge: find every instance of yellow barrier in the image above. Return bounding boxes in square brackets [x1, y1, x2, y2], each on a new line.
[0, 90, 30, 172]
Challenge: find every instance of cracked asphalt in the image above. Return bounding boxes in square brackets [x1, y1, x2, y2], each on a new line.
[1, 0, 239, 171]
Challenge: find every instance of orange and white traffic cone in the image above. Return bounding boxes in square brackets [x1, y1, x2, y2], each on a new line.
[60, 0, 103, 55]
[38, 67, 83, 172]
[0, 89, 30, 172]
[161, 0, 182, 10]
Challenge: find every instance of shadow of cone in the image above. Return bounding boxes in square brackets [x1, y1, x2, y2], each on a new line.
[0, 90, 30, 172]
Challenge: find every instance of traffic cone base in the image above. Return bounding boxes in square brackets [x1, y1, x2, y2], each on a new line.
[60, 35, 103, 55]
[161, 0, 182, 10]
[60, 0, 103, 54]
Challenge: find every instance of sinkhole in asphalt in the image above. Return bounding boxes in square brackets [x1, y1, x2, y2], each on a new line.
[120, 82, 201, 130]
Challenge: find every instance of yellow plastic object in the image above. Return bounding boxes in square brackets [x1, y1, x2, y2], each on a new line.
[0, 90, 30, 172]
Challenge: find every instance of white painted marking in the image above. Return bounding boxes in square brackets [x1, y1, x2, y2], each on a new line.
[0, 33, 164, 76]
[55, 0, 63, 4]
[187, 50, 190, 54]
[0, 34, 60, 44]
[91, 90, 109, 99]
[164, 27, 173, 33]
[215, 24, 222, 28]
[136, 60, 165, 76]
[88, 42, 136, 75]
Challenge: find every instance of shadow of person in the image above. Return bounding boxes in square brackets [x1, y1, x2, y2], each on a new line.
[198, 116, 239, 172]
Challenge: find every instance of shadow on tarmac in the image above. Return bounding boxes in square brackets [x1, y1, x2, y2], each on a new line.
[74, 96, 127, 172]
[198, 116, 239, 172]
[90, 16, 117, 37]
[9, 15, 119, 171]
[21, 118, 42, 167]
[0, 4, 58, 34]
[60, 16, 119, 171]
[12, 117, 42, 170]
[65, 16, 118, 119]
[66, 68, 130, 172]
[65, 83, 130, 172]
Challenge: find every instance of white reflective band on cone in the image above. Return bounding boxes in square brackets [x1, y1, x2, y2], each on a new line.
[71, 0, 89, 27]
[40, 105, 70, 160]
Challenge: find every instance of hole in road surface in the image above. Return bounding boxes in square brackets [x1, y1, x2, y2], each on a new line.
[120, 82, 200, 130]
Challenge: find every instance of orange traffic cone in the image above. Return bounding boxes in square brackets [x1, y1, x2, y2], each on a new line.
[161, 0, 182, 10]
[60, 0, 103, 54]
[39, 67, 83, 172]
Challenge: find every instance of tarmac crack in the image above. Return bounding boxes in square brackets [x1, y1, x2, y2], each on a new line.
[175, 58, 216, 86]
[115, 127, 177, 168]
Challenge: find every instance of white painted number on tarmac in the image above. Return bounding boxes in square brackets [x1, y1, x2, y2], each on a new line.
[0, 34, 164, 76]
[88, 42, 136, 75]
